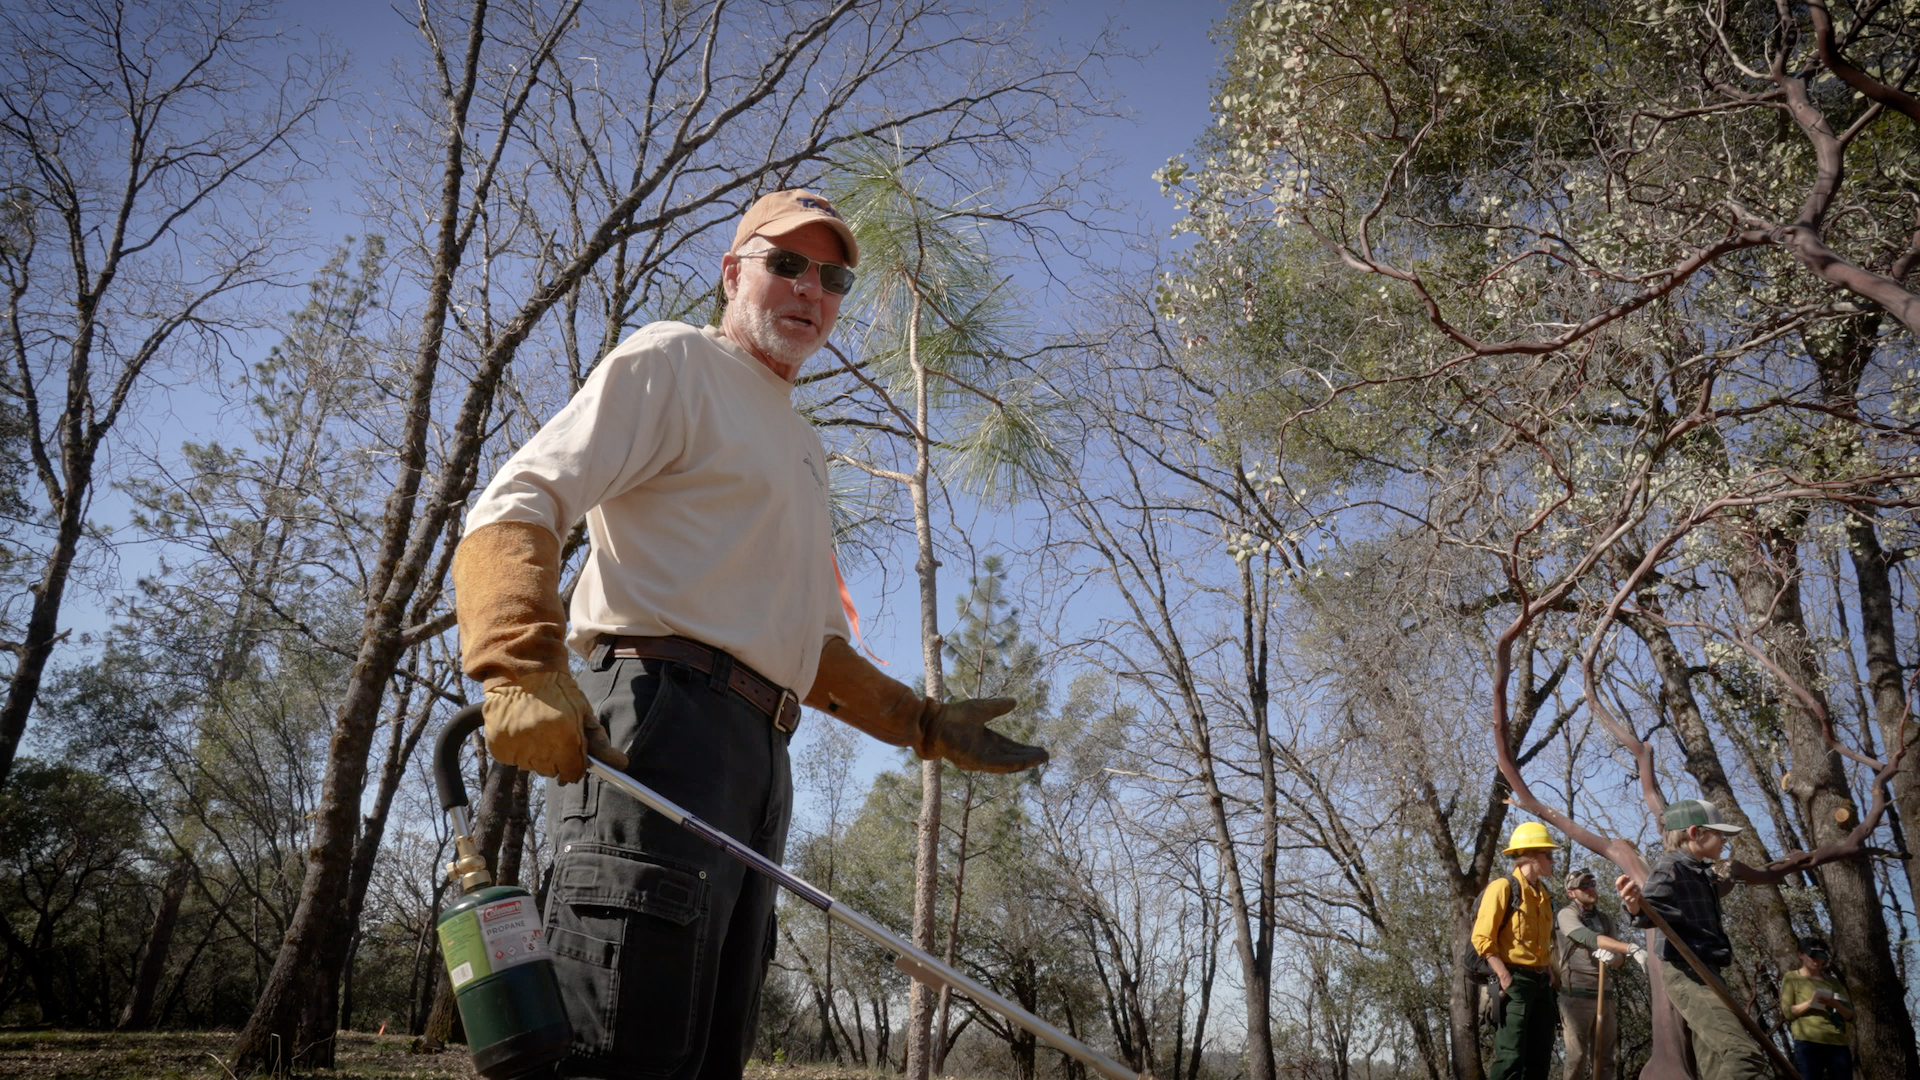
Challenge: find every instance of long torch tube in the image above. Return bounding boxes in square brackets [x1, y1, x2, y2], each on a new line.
[585, 755, 1142, 1080]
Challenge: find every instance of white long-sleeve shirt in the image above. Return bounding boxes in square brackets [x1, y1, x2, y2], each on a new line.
[467, 322, 850, 696]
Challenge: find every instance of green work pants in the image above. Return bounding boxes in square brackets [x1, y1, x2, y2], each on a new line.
[1659, 960, 1771, 1080]
[1489, 968, 1556, 1080]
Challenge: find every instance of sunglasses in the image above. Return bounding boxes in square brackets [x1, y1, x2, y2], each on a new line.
[738, 247, 855, 296]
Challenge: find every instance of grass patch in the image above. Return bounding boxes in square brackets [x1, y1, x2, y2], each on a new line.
[0, 1030, 893, 1080]
[0, 1030, 476, 1080]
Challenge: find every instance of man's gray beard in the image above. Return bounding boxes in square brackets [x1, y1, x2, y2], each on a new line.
[732, 305, 820, 369]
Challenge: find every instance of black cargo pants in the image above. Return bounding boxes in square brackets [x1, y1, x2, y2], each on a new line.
[542, 650, 793, 1080]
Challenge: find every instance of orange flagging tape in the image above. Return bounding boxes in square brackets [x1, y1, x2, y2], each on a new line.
[833, 551, 885, 663]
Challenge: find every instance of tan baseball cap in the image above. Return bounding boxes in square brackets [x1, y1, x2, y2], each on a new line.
[731, 189, 859, 268]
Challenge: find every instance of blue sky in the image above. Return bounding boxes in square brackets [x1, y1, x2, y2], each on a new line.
[283, 0, 1225, 251]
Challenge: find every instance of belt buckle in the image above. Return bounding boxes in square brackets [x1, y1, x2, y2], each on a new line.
[774, 687, 799, 733]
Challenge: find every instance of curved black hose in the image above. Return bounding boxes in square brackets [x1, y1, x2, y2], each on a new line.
[434, 704, 486, 813]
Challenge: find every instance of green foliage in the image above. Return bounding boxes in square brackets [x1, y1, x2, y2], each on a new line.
[5, 240, 396, 1032]
[0, 397, 35, 639]
[822, 144, 1071, 502]
[0, 758, 146, 1026]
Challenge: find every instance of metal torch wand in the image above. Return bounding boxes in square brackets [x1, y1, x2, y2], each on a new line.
[585, 754, 1144, 1080]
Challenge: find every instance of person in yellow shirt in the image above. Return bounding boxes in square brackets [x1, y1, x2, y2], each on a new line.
[1474, 822, 1560, 1080]
[1780, 935, 1853, 1080]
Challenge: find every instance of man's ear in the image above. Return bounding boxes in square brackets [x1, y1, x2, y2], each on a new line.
[721, 254, 740, 300]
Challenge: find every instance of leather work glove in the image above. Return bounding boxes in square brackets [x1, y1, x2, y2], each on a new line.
[483, 670, 626, 784]
[453, 520, 629, 783]
[921, 696, 1045, 774]
[804, 636, 1047, 773]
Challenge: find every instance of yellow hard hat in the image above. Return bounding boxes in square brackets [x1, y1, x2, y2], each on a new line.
[1503, 821, 1561, 855]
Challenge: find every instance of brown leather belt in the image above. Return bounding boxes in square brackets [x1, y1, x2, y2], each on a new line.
[597, 635, 800, 733]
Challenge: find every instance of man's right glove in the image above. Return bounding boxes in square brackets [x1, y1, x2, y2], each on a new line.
[804, 637, 1047, 773]
[453, 520, 627, 783]
[482, 670, 624, 784]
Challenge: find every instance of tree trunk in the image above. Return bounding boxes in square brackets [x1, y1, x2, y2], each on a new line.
[1806, 315, 1920, 905]
[1414, 743, 1511, 1080]
[0, 916, 59, 1026]
[1236, 554, 1281, 1080]
[1445, 861, 1493, 1080]
[812, 986, 838, 1063]
[421, 966, 460, 1048]
[1204, 742, 1273, 1080]
[931, 775, 974, 1076]
[1012, 959, 1038, 1080]
[1842, 508, 1920, 903]
[343, 702, 439, 1033]
[1616, 600, 1800, 964]
[1184, 899, 1216, 1080]
[497, 767, 531, 888]
[1399, 1001, 1444, 1080]
[233, 616, 413, 1071]
[340, 928, 362, 1032]
[157, 880, 233, 1029]
[117, 853, 192, 1030]
[872, 995, 892, 1071]
[409, 880, 448, 1037]
[1731, 524, 1919, 1080]
[0, 482, 91, 787]
[906, 302, 946, 1080]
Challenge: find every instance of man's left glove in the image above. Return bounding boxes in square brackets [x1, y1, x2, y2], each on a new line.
[804, 637, 1047, 773]
[453, 520, 629, 783]
[920, 696, 1045, 773]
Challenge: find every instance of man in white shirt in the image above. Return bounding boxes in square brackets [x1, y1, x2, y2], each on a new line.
[451, 190, 1047, 1080]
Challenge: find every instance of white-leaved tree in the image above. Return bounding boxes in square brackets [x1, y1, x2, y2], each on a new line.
[1163, 2, 1920, 1077]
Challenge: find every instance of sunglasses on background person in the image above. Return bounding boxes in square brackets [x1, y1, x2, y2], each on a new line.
[738, 247, 856, 296]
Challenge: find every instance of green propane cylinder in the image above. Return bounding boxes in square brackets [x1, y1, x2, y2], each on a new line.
[435, 882, 571, 1078]
[432, 706, 572, 1079]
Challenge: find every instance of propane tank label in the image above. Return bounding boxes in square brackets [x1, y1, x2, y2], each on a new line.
[438, 896, 549, 988]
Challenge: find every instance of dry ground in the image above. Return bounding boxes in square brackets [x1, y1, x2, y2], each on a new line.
[0, 1030, 876, 1080]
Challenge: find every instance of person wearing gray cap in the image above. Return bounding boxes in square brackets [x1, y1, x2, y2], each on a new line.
[1780, 934, 1853, 1080]
[1616, 799, 1765, 1080]
[451, 189, 1047, 1080]
[1555, 867, 1642, 1080]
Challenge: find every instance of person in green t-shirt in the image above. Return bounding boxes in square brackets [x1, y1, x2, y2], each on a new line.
[1779, 935, 1853, 1080]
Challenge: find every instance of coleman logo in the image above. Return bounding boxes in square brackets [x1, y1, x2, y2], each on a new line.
[796, 197, 841, 219]
[483, 900, 522, 922]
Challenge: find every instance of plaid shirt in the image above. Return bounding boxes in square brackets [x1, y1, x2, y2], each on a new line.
[1633, 850, 1734, 968]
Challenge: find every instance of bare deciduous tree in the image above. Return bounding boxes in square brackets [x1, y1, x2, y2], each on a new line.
[0, 0, 337, 788]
